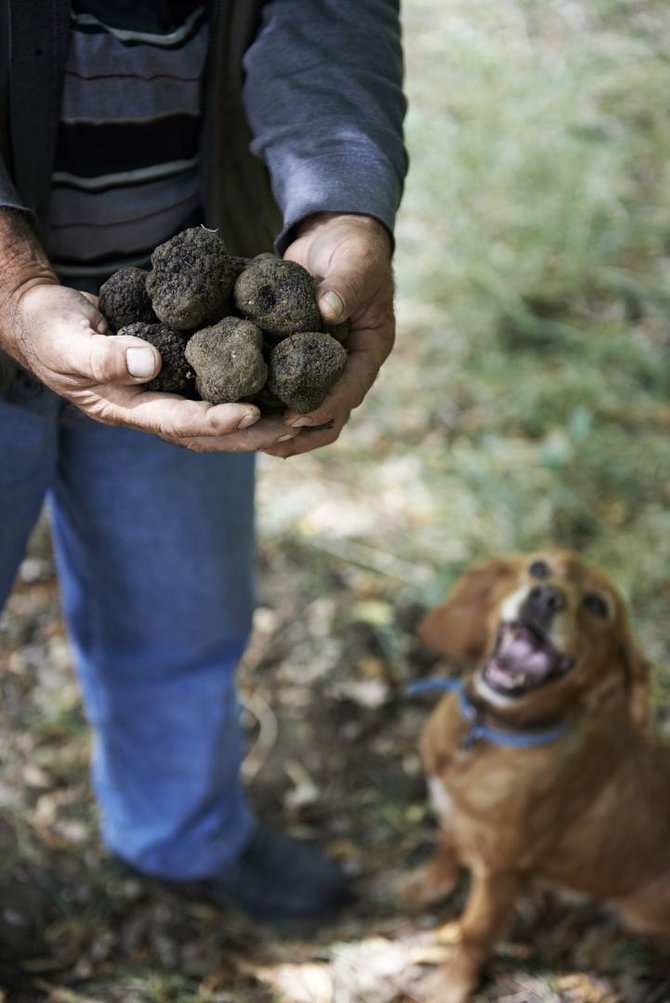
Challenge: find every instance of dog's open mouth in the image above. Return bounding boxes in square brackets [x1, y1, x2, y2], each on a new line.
[482, 621, 575, 696]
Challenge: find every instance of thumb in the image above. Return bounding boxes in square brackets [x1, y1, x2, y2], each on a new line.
[74, 295, 161, 383]
[77, 331, 162, 386]
[316, 270, 366, 325]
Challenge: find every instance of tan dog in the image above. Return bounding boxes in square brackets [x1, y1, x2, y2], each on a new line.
[402, 551, 670, 1003]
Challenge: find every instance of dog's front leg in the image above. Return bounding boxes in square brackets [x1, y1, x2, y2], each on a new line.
[396, 828, 461, 910]
[435, 868, 520, 1003]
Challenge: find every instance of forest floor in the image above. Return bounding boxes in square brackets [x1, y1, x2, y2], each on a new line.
[1, 519, 669, 1003]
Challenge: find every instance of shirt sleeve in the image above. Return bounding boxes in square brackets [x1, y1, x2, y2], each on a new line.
[0, 156, 31, 215]
[241, 0, 408, 252]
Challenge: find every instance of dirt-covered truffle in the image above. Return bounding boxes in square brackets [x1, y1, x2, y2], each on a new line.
[233, 257, 321, 339]
[267, 331, 347, 413]
[99, 225, 355, 409]
[118, 322, 195, 397]
[99, 267, 157, 333]
[146, 227, 235, 331]
[185, 317, 267, 404]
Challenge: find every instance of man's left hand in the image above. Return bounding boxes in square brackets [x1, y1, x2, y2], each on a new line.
[264, 212, 395, 457]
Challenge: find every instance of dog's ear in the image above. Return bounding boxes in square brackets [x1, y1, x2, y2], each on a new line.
[620, 636, 653, 732]
[418, 557, 519, 662]
[586, 633, 653, 729]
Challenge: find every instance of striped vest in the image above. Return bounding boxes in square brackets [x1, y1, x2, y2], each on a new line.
[47, 1, 210, 280]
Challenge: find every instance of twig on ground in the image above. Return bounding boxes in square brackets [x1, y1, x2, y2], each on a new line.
[239, 688, 279, 783]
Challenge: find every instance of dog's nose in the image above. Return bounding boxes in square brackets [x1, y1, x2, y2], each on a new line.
[521, 584, 566, 623]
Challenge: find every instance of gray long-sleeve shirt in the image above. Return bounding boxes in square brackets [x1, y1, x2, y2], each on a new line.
[242, 0, 408, 250]
[1, 0, 408, 252]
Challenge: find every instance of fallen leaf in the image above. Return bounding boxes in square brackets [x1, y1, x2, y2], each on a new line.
[258, 961, 333, 1003]
[434, 922, 461, 945]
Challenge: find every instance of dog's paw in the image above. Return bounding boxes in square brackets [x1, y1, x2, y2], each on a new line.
[394, 862, 459, 911]
[393, 866, 438, 910]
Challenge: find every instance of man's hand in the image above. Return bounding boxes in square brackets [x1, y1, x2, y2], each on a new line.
[12, 283, 302, 452]
[0, 210, 297, 453]
[268, 212, 396, 457]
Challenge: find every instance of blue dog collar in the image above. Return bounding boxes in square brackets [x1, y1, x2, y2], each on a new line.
[406, 677, 571, 750]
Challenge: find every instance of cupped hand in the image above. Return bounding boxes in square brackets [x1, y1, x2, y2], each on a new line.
[8, 282, 298, 453]
[266, 212, 396, 457]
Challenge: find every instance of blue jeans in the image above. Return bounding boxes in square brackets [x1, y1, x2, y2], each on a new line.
[0, 372, 256, 879]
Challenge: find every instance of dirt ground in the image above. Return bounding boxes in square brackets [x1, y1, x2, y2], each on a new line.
[1, 518, 669, 1003]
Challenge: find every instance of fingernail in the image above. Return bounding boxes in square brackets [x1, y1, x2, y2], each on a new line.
[237, 410, 260, 430]
[319, 290, 345, 321]
[126, 347, 157, 378]
[287, 416, 313, 428]
[277, 432, 298, 442]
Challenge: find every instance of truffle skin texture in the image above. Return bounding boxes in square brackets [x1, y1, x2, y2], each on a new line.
[146, 227, 235, 331]
[99, 267, 157, 332]
[185, 317, 268, 404]
[119, 322, 195, 397]
[267, 331, 348, 413]
[233, 257, 321, 338]
[229, 252, 276, 276]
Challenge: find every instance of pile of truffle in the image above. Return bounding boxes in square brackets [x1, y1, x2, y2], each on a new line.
[99, 227, 349, 412]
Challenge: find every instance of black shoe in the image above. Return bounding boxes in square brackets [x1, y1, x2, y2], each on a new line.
[196, 826, 355, 926]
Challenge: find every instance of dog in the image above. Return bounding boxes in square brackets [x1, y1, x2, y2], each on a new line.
[401, 551, 670, 1003]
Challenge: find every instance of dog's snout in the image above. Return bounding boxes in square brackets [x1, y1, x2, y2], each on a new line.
[523, 584, 566, 622]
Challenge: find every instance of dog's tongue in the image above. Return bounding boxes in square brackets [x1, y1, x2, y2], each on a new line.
[498, 630, 552, 676]
[503, 634, 535, 660]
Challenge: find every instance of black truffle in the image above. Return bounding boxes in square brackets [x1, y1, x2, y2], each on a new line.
[185, 318, 268, 404]
[119, 322, 195, 397]
[233, 257, 321, 339]
[267, 331, 348, 413]
[146, 227, 235, 331]
[97, 225, 355, 411]
[99, 267, 157, 333]
[228, 252, 276, 276]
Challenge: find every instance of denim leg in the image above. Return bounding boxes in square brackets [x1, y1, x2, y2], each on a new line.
[49, 406, 257, 879]
[0, 377, 60, 608]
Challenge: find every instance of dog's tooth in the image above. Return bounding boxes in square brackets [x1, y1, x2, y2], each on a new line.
[498, 626, 512, 647]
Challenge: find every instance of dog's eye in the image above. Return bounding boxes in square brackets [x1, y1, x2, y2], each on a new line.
[528, 560, 551, 579]
[583, 594, 609, 618]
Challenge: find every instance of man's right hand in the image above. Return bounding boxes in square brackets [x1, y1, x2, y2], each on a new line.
[0, 212, 298, 452]
[12, 282, 303, 452]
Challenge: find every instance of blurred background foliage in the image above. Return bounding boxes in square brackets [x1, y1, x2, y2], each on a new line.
[259, 0, 670, 677]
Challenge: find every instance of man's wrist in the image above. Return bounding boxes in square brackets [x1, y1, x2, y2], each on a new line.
[0, 208, 58, 362]
[0, 208, 57, 300]
[293, 212, 393, 258]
